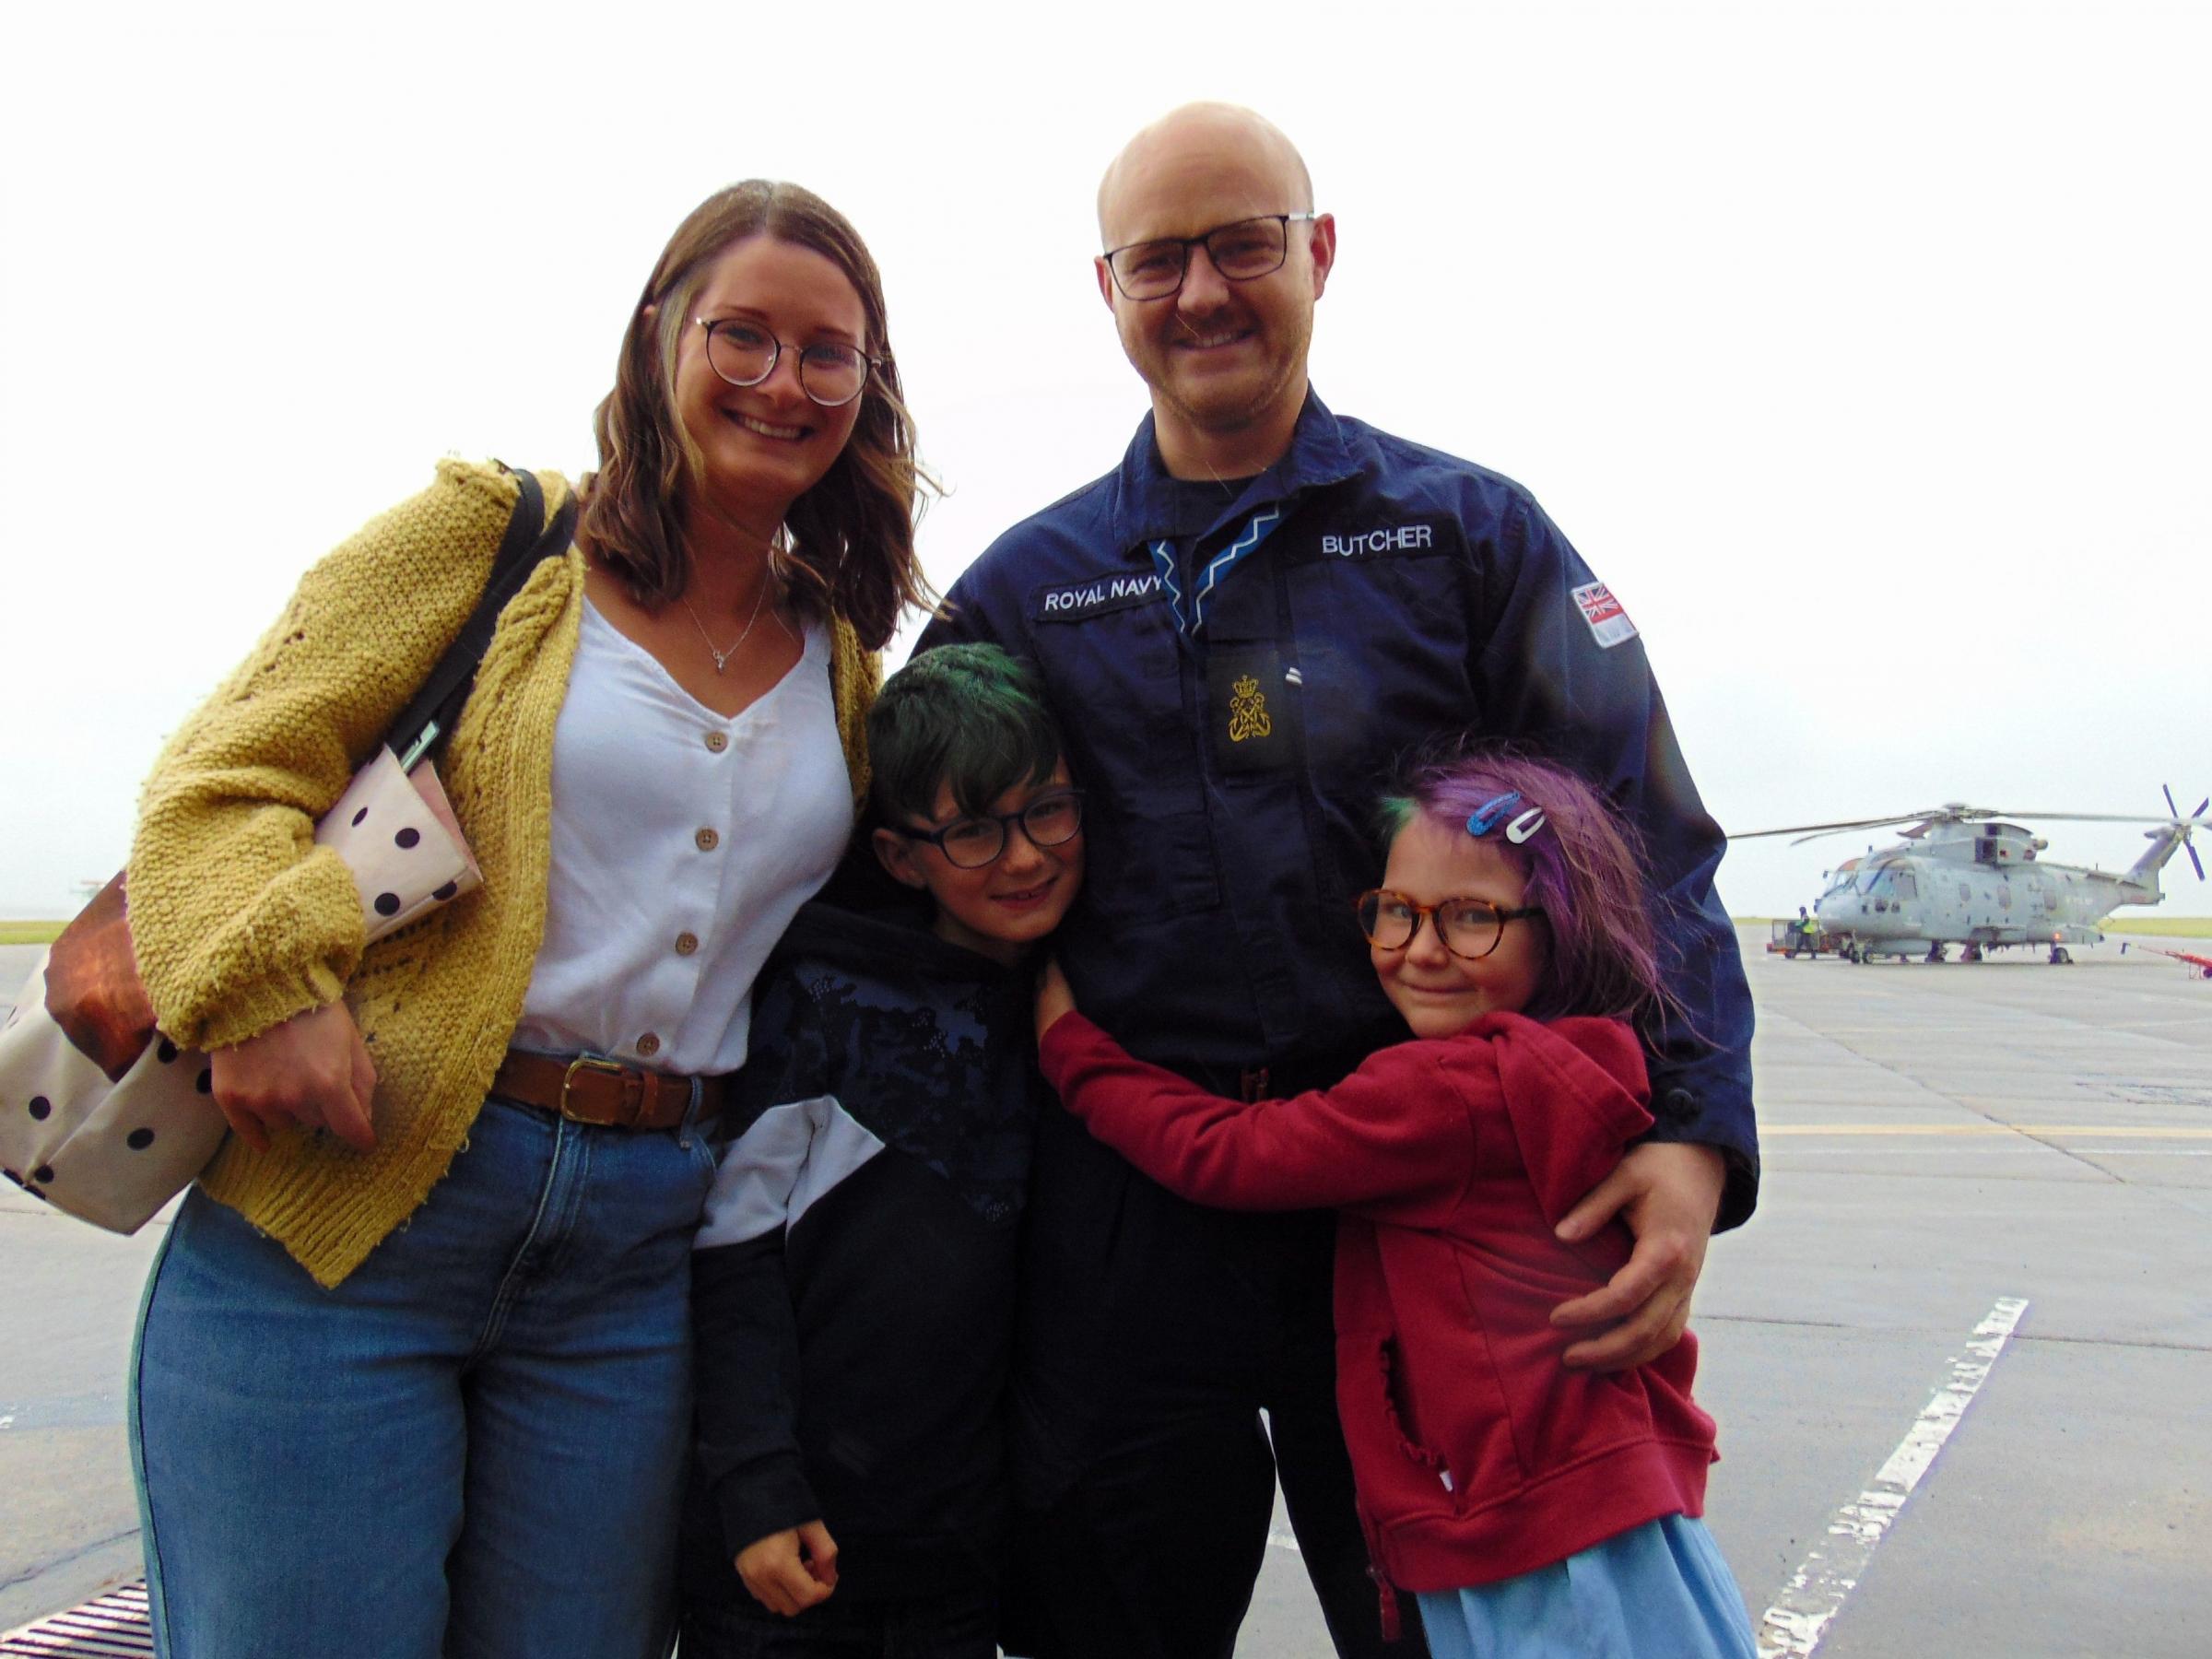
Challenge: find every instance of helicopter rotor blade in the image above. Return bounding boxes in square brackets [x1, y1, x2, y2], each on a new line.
[2156, 786, 2206, 823]
[1749, 813, 2002, 845]
[1729, 811, 1959, 841]
[1983, 811, 2207, 824]
[1736, 812, 2154, 841]
[1731, 799, 2212, 844]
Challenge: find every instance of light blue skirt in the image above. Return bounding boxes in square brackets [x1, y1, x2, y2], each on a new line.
[1415, 1514, 1759, 1659]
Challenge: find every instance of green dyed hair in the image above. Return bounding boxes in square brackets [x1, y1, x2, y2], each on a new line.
[867, 643, 1065, 825]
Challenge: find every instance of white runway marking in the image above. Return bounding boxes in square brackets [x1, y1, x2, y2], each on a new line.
[1755, 1296, 2030, 1658]
[1767, 1124, 2212, 1136]
[1772, 1147, 2212, 1158]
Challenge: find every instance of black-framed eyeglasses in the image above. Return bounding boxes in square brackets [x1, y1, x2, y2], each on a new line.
[695, 318, 883, 407]
[1101, 213, 1324, 301]
[890, 790, 1087, 870]
[1355, 890, 1547, 960]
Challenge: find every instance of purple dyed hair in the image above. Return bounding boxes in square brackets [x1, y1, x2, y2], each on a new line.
[1378, 745, 1662, 1023]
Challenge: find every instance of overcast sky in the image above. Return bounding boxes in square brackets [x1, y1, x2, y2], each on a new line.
[3, 0, 2205, 918]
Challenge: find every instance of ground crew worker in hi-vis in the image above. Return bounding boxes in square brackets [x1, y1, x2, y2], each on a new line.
[1795, 906, 1819, 957]
[919, 102, 1760, 1659]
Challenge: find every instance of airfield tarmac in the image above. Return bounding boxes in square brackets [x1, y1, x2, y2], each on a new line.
[5, 929, 2209, 1654]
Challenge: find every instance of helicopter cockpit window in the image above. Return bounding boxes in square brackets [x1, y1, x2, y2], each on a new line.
[1822, 870, 1856, 898]
[1895, 873, 1919, 900]
[1861, 867, 1900, 909]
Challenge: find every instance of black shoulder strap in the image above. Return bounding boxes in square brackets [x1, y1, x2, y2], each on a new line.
[384, 467, 581, 769]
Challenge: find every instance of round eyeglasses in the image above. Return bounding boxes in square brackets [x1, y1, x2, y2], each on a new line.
[890, 790, 1086, 870]
[695, 319, 881, 407]
[1355, 890, 1547, 961]
[1102, 213, 1323, 301]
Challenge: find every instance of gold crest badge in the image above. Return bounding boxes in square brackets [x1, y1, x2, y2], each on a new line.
[1228, 674, 1273, 743]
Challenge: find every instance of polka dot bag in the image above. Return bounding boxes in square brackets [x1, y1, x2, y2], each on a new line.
[0, 756, 470, 1230]
[0, 470, 574, 1231]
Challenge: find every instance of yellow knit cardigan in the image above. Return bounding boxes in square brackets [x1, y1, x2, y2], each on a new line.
[128, 460, 879, 1286]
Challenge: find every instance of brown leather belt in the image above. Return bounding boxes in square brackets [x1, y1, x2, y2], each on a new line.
[491, 1051, 726, 1132]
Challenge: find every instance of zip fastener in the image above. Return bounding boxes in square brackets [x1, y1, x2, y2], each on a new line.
[1356, 1494, 1405, 1643]
[1367, 1561, 1403, 1642]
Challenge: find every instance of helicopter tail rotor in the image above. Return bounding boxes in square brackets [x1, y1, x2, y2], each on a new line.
[2164, 785, 2208, 882]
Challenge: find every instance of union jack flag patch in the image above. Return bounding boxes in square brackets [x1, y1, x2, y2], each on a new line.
[1571, 580, 1638, 649]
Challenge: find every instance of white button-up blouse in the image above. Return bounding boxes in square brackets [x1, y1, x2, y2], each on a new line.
[510, 601, 853, 1076]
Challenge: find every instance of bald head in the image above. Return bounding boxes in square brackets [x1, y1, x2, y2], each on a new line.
[1088, 101, 1334, 478]
[1097, 103, 1313, 249]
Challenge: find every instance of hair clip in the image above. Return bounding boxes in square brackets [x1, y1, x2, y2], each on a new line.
[1465, 792, 1521, 836]
[1467, 791, 1547, 843]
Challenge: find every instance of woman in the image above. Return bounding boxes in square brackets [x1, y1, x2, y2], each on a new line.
[124, 181, 929, 1659]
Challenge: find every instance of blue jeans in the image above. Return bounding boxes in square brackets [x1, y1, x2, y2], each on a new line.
[129, 1095, 718, 1659]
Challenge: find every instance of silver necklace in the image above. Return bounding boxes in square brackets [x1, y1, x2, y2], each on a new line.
[680, 576, 773, 675]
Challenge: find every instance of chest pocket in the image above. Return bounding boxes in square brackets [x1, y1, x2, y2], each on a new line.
[1289, 547, 1474, 784]
[1283, 546, 1477, 908]
[1027, 581, 1221, 932]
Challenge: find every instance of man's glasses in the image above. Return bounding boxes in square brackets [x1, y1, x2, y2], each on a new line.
[1355, 890, 1547, 961]
[890, 791, 1087, 870]
[695, 319, 881, 407]
[1101, 213, 1323, 301]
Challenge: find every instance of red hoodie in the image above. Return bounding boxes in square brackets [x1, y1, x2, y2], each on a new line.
[1039, 1009, 1716, 1604]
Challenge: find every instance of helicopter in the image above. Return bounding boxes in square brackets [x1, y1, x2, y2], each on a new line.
[1735, 789, 2206, 964]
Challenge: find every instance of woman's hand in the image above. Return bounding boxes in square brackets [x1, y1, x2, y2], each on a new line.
[1548, 1141, 1724, 1370]
[735, 1521, 839, 1617]
[1035, 958, 1077, 1042]
[208, 1001, 378, 1153]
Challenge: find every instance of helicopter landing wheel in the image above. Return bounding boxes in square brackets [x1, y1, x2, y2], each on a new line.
[1926, 944, 1947, 964]
[2049, 946, 2073, 965]
[1961, 945, 1983, 962]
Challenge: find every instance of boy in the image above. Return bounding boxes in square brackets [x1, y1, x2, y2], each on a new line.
[678, 643, 1084, 1657]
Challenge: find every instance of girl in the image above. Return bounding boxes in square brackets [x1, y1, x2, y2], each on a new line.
[125, 181, 928, 1658]
[1033, 747, 1758, 1658]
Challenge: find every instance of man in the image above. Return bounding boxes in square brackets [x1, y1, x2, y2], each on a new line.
[918, 103, 1758, 1659]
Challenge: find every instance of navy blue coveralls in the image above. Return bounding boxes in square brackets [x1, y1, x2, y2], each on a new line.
[920, 394, 1758, 1659]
